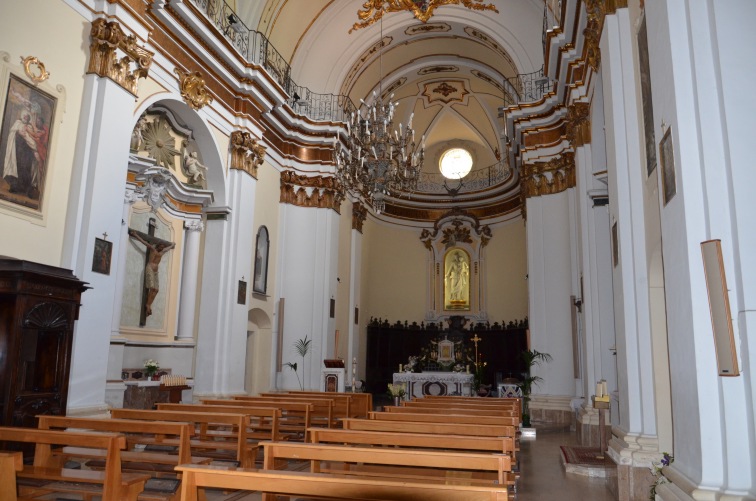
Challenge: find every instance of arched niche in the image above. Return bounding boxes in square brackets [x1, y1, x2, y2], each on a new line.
[420, 208, 492, 322]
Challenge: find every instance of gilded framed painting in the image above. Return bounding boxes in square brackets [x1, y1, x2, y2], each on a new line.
[0, 73, 56, 212]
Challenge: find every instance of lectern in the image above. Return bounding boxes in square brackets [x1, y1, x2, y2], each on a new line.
[0, 257, 89, 428]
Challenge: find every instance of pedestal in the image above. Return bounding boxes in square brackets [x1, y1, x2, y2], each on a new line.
[321, 368, 346, 392]
[592, 396, 610, 459]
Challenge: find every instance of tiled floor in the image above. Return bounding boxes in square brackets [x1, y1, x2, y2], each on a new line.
[206, 424, 616, 500]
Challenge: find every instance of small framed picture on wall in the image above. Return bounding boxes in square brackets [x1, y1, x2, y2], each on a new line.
[659, 127, 677, 205]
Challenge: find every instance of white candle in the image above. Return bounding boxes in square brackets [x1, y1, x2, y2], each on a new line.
[596, 382, 602, 397]
[601, 380, 608, 396]
[399, 364, 403, 372]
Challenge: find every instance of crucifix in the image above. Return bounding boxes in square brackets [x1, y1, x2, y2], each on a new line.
[128, 218, 175, 326]
[471, 333, 481, 366]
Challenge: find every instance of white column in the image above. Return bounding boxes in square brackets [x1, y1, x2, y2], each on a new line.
[177, 219, 203, 340]
[347, 223, 363, 380]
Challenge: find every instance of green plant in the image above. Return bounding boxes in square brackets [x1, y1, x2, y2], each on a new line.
[517, 349, 552, 427]
[284, 335, 312, 390]
[143, 359, 159, 378]
[387, 383, 406, 399]
[649, 452, 674, 500]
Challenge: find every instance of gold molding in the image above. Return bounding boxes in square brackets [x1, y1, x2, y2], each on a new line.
[279, 171, 344, 214]
[566, 102, 591, 147]
[20, 56, 50, 84]
[174, 67, 214, 110]
[230, 131, 265, 179]
[521, 152, 576, 199]
[352, 202, 368, 233]
[87, 18, 153, 96]
[584, 0, 606, 71]
[351, 0, 498, 33]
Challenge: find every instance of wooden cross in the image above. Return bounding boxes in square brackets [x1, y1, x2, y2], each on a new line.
[471, 333, 481, 366]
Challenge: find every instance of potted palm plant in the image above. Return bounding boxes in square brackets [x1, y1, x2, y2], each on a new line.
[284, 335, 312, 390]
[517, 349, 552, 429]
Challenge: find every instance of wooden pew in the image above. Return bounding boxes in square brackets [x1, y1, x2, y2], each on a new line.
[110, 408, 258, 468]
[176, 464, 511, 501]
[0, 451, 22, 501]
[283, 391, 373, 417]
[309, 428, 517, 456]
[154, 403, 283, 442]
[253, 394, 338, 428]
[259, 441, 512, 494]
[369, 410, 519, 427]
[386, 404, 518, 418]
[422, 395, 522, 415]
[0, 426, 148, 501]
[341, 418, 517, 438]
[202, 398, 313, 440]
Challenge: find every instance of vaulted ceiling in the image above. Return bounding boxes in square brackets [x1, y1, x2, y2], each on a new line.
[238, 0, 548, 222]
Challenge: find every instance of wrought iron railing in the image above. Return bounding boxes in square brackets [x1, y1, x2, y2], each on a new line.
[502, 66, 554, 107]
[191, 0, 356, 123]
[414, 162, 512, 195]
[542, 0, 562, 56]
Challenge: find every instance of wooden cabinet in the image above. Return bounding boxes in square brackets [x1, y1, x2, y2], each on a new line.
[0, 257, 88, 428]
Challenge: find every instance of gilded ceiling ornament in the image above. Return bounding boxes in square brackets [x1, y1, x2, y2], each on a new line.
[352, 203, 368, 233]
[350, 0, 499, 33]
[520, 152, 576, 199]
[174, 67, 214, 110]
[566, 102, 591, 147]
[20, 56, 50, 84]
[419, 65, 458, 75]
[405, 23, 451, 35]
[280, 171, 344, 213]
[87, 18, 153, 96]
[433, 82, 457, 97]
[419, 207, 492, 249]
[441, 222, 472, 248]
[422, 80, 468, 104]
[141, 116, 181, 170]
[230, 131, 266, 179]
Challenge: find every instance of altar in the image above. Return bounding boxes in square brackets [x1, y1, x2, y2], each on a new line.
[392, 372, 474, 399]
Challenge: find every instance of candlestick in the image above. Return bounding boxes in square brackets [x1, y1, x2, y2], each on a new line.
[399, 364, 403, 372]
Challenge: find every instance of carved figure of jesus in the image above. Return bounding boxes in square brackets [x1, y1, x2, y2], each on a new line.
[128, 229, 175, 316]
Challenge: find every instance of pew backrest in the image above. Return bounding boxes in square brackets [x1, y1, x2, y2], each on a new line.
[369, 411, 518, 427]
[341, 418, 517, 438]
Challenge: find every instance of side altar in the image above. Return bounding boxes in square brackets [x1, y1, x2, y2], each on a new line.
[393, 372, 474, 399]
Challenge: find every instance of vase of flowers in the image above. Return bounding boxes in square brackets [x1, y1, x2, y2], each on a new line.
[143, 359, 160, 380]
[387, 383, 406, 406]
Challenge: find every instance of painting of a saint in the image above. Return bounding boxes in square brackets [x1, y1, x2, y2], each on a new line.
[444, 249, 470, 310]
[0, 75, 56, 211]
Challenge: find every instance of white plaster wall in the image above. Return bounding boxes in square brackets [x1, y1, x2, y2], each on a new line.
[335, 200, 353, 360]
[526, 190, 576, 398]
[485, 219, 529, 323]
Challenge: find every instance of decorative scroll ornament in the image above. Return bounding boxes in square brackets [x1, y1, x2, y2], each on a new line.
[174, 67, 214, 110]
[88, 18, 153, 96]
[20, 56, 50, 84]
[230, 131, 266, 179]
[521, 152, 576, 199]
[419, 207, 492, 250]
[584, 0, 606, 71]
[280, 171, 344, 214]
[137, 168, 172, 212]
[351, 0, 499, 33]
[352, 202, 368, 233]
[566, 102, 591, 147]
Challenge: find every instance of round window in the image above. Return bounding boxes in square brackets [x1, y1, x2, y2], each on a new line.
[439, 148, 473, 179]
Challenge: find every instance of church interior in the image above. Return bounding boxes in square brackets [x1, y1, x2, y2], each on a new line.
[0, 0, 754, 500]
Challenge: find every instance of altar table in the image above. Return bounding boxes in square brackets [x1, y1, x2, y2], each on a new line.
[392, 372, 474, 399]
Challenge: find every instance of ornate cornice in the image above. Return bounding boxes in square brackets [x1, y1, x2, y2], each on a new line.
[279, 171, 344, 214]
[350, 0, 498, 33]
[174, 67, 213, 110]
[566, 102, 591, 147]
[419, 207, 492, 250]
[87, 18, 153, 96]
[521, 153, 576, 200]
[230, 131, 265, 179]
[352, 202, 368, 233]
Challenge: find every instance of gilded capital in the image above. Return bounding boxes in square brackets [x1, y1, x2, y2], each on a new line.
[230, 131, 265, 179]
[521, 152, 576, 199]
[280, 170, 344, 214]
[352, 202, 368, 233]
[566, 102, 591, 147]
[583, 0, 606, 71]
[87, 18, 153, 96]
[174, 68, 214, 110]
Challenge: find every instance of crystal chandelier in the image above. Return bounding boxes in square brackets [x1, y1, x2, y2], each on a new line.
[334, 91, 424, 213]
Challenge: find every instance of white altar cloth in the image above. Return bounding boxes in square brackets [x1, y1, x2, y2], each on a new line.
[392, 371, 474, 399]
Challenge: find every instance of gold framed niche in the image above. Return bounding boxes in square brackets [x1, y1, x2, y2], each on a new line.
[444, 248, 470, 311]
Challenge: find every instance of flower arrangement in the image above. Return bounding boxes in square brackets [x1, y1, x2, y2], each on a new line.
[649, 452, 674, 500]
[405, 356, 419, 372]
[453, 363, 465, 373]
[143, 359, 159, 377]
[387, 383, 406, 398]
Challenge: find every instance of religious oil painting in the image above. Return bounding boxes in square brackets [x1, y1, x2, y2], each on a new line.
[659, 127, 676, 205]
[92, 238, 112, 275]
[444, 248, 470, 311]
[638, 15, 657, 176]
[0, 74, 56, 211]
[237, 280, 247, 305]
[253, 226, 270, 294]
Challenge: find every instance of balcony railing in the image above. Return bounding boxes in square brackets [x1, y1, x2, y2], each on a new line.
[415, 162, 512, 195]
[502, 66, 554, 107]
[542, 0, 562, 56]
[192, 0, 356, 122]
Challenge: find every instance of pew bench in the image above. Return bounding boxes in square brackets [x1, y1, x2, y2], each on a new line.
[386, 404, 519, 418]
[341, 417, 518, 439]
[284, 390, 373, 418]
[176, 464, 511, 501]
[0, 426, 149, 501]
[259, 440, 512, 498]
[369, 410, 519, 427]
[250, 394, 338, 428]
[0, 451, 22, 501]
[201, 399, 313, 440]
[111, 408, 259, 468]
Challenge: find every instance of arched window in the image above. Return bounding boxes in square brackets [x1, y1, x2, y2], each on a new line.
[253, 226, 270, 294]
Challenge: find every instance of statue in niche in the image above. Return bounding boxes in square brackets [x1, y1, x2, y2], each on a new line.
[445, 249, 470, 310]
[130, 116, 148, 152]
